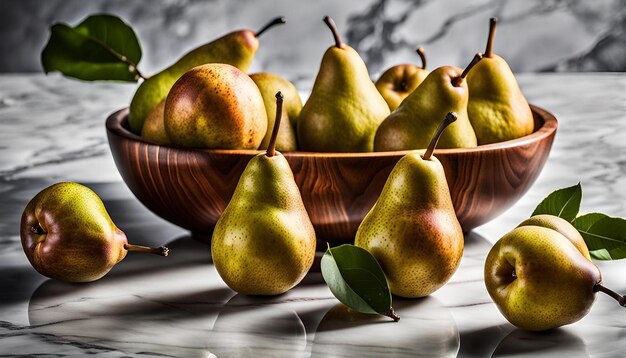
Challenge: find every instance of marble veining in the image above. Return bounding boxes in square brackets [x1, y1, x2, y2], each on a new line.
[0, 73, 626, 356]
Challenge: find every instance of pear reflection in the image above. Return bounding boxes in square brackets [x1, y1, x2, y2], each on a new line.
[205, 295, 307, 358]
[492, 328, 589, 357]
[311, 297, 459, 357]
[27, 236, 233, 357]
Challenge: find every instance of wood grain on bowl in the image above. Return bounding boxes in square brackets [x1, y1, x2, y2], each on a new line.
[106, 105, 557, 243]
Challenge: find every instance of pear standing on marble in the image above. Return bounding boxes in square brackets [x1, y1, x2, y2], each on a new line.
[356, 112, 464, 298]
[21, 182, 168, 283]
[211, 92, 316, 295]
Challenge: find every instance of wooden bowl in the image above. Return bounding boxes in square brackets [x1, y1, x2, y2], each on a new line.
[106, 105, 557, 243]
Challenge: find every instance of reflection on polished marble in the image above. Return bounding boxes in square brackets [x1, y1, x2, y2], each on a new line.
[1, 74, 626, 356]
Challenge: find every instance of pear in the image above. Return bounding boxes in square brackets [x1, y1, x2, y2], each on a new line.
[211, 92, 316, 295]
[467, 18, 534, 144]
[485, 216, 626, 331]
[140, 100, 171, 145]
[297, 16, 390, 152]
[128, 17, 286, 134]
[164, 63, 267, 149]
[355, 112, 464, 298]
[517, 214, 591, 260]
[375, 47, 429, 111]
[20, 182, 168, 283]
[250, 72, 301, 151]
[374, 54, 482, 151]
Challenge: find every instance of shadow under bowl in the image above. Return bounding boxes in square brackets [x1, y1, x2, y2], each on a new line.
[106, 105, 557, 243]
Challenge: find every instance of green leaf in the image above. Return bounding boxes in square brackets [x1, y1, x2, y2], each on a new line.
[321, 244, 398, 320]
[41, 14, 142, 82]
[532, 183, 582, 222]
[573, 214, 626, 260]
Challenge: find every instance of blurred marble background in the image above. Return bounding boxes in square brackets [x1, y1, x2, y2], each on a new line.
[1, 0, 626, 85]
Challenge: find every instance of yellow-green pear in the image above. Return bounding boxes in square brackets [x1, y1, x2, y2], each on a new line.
[128, 17, 286, 134]
[375, 47, 429, 111]
[374, 54, 482, 151]
[211, 92, 316, 295]
[21, 182, 168, 283]
[467, 18, 534, 144]
[356, 113, 464, 298]
[164, 63, 267, 149]
[517, 214, 591, 260]
[297, 16, 390, 152]
[484, 224, 602, 331]
[140, 100, 171, 145]
[250, 72, 301, 151]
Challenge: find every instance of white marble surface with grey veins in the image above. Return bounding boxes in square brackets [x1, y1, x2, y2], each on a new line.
[0, 73, 626, 357]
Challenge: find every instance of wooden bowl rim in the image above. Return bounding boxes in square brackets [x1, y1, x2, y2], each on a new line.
[106, 104, 558, 157]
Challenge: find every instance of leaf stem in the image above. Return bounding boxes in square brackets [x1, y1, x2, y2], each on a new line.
[422, 112, 457, 161]
[124, 243, 169, 256]
[383, 308, 400, 322]
[88, 36, 147, 81]
[594, 283, 626, 306]
[266, 91, 283, 157]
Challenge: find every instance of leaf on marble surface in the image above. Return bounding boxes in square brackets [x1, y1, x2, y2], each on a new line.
[532, 183, 582, 222]
[321, 244, 399, 321]
[41, 14, 143, 82]
[573, 213, 626, 260]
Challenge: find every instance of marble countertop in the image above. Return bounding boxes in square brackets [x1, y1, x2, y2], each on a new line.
[1, 73, 625, 357]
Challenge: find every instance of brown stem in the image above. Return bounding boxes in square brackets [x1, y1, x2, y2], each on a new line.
[255, 16, 286, 37]
[422, 112, 458, 161]
[383, 308, 400, 322]
[452, 52, 483, 87]
[266, 91, 284, 157]
[323, 16, 343, 48]
[594, 283, 626, 307]
[416, 47, 426, 69]
[124, 243, 169, 256]
[485, 17, 497, 58]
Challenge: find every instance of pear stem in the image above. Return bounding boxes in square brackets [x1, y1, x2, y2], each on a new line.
[485, 17, 497, 58]
[383, 308, 401, 322]
[323, 16, 343, 48]
[422, 112, 458, 161]
[452, 52, 483, 87]
[124, 243, 169, 256]
[255, 16, 286, 37]
[416, 47, 426, 69]
[594, 283, 626, 307]
[266, 91, 284, 158]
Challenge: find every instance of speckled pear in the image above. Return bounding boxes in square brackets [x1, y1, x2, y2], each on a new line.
[20, 182, 168, 283]
[375, 47, 430, 111]
[128, 17, 286, 134]
[374, 54, 481, 151]
[467, 18, 534, 144]
[297, 16, 390, 152]
[517, 215, 591, 260]
[211, 93, 316, 295]
[356, 112, 464, 297]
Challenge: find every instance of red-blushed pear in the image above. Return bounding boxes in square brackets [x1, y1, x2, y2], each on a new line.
[485, 215, 626, 331]
[467, 17, 534, 144]
[21, 182, 168, 283]
[374, 53, 481, 151]
[129, 16, 286, 134]
[297, 16, 390, 152]
[211, 92, 316, 295]
[375, 47, 430, 111]
[356, 112, 464, 298]
[164, 63, 267, 149]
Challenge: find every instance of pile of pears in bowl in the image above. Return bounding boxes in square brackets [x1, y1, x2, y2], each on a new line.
[106, 16, 557, 243]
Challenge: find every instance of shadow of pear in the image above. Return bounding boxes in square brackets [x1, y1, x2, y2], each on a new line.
[311, 296, 459, 357]
[492, 328, 589, 357]
[205, 294, 307, 358]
